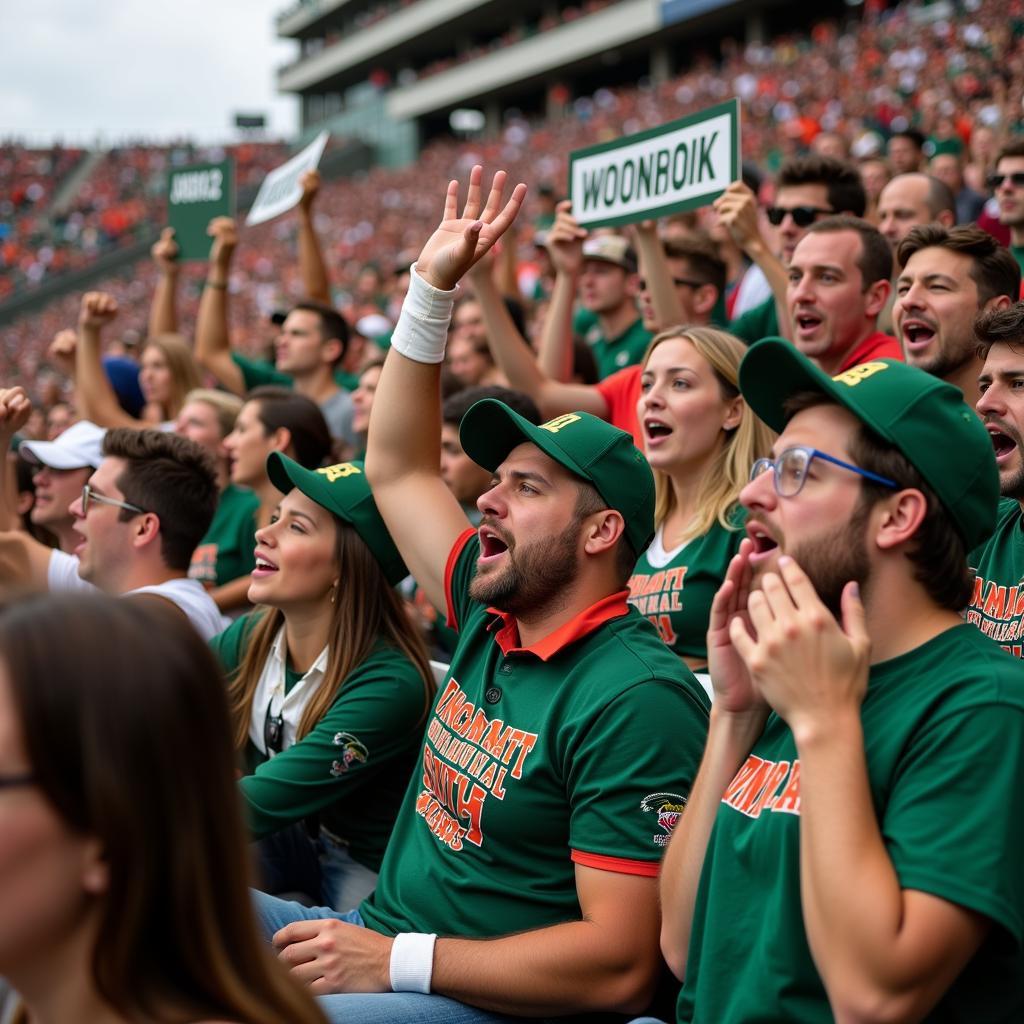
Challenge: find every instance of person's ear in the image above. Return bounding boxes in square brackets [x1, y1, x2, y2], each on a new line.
[871, 488, 927, 552]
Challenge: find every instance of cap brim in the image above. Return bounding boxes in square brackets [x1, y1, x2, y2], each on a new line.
[739, 338, 846, 434]
[270, 310, 288, 326]
[267, 451, 310, 500]
[459, 399, 589, 481]
[18, 439, 92, 470]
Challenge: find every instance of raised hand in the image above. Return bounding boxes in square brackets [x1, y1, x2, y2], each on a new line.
[416, 165, 527, 291]
[712, 181, 764, 256]
[0, 386, 32, 439]
[729, 556, 870, 739]
[79, 292, 118, 331]
[207, 216, 238, 270]
[151, 227, 179, 273]
[546, 199, 587, 277]
[299, 169, 320, 212]
[47, 329, 78, 376]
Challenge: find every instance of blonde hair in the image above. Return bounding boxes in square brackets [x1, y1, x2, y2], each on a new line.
[643, 325, 775, 538]
[142, 333, 201, 419]
[184, 387, 243, 439]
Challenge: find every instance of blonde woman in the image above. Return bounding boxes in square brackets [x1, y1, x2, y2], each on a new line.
[631, 325, 774, 677]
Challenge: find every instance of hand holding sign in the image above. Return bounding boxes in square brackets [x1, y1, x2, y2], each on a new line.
[713, 181, 768, 260]
[546, 200, 588, 278]
[207, 217, 238, 271]
[246, 132, 329, 227]
[299, 169, 320, 213]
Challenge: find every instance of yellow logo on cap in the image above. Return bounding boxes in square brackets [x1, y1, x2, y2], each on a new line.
[316, 463, 361, 483]
[832, 362, 888, 387]
[541, 413, 581, 433]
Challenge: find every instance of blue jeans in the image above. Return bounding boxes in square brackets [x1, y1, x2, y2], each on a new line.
[254, 891, 567, 1024]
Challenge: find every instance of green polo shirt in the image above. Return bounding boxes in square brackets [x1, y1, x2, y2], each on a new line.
[359, 529, 710, 939]
[210, 611, 429, 872]
[585, 316, 653, 379]
[189, 483, 259, 588]
[727, 294, 779, 345]
[231, 352, 359, 392]
[968, 498, 1024, 657]
[678, 624, 1024, 1022]
[628, 508, 746, 665]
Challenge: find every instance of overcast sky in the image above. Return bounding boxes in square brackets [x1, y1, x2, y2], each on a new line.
[3, 0, 300, 146]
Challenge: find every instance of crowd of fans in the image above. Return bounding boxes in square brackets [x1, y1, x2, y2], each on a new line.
[2, 0, 1024, 1020]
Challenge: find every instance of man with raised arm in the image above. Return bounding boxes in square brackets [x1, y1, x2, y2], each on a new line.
[253, 168, 711, 1024]
[659, 340, 1024, 1022]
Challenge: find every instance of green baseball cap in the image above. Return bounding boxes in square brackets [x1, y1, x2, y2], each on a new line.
[459, 399, 655, 555]
[738, 338, 998, 550]
[266, 453, 408, 585]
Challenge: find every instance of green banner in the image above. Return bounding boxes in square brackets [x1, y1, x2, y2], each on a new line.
[167, 159, 235, 261]
[568, 99, 740, 229]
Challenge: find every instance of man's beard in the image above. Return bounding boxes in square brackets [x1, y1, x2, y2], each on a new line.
[911, 335, 975, 383]
[788, 504, 871, 619]
[754, 504, 871, 620]
[469, 518, 580, 617]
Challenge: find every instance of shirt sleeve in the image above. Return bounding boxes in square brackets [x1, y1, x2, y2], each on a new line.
[238, 650, 427, 838]
[443, 527, 479, 632]
[883, 703, 1024, 945]
[567, 678, 710, 876]
[727, 295, 777, 345]
[231, 352, 294, 389]
[47, 550, 95, 593]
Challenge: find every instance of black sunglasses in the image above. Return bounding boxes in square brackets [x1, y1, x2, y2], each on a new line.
[766, 205, 834, 227]
[638, 276, 705, 291]
[987, 172, 1024, 190]
[264, 712, 284, 754]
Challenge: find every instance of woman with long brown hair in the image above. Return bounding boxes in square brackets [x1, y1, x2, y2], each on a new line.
[211, 452, 434, 910]
[0, 592, 325, 1024]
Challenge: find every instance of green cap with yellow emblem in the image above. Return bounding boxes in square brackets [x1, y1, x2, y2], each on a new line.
[266, 453, 408, 585]
[458, 399, 656, 555]
[739, 338, 999, 550]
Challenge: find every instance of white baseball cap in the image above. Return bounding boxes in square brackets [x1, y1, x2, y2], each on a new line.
[19, 420, 107, 470]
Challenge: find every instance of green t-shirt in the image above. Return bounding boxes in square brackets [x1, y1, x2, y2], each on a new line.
[359, 529, 711, 938]
[678, 624, 1024, 1023]
[968, 498, 1024, 657]
[189, 483, 259, 588]
[585, 316, 653, 380]
[231, 352, 358, 393]
[628, 508, 746, 664]
[727, 294, 779, 345]
[210, 611, 429, 872]
[1011, 245, 1024, 277]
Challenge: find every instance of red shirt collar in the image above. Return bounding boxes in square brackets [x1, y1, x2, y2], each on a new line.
[837, 331, 903, 373]
[486, 590, 632, 661]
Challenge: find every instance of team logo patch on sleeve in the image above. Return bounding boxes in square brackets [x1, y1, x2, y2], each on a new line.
[330, 732, 368, 777]
[641, 792, 686, 846]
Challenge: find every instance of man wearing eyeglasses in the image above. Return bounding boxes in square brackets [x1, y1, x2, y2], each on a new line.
[992, 139, 1024, 279]
[660, 340, 1024, 1022]
[0, 424, 227, 641]
[716, 155, 868, 346]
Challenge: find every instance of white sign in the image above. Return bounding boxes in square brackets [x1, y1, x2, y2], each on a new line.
[569, 100, 739, 229]
[245, 131, 330, 227]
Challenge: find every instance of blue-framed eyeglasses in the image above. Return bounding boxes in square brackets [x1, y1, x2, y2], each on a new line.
[750, 446, 898, 498]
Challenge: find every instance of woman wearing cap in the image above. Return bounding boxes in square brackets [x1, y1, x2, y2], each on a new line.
[632, 325, 773, 683]
[0, 592, 326, 1024]
[223, 386, 333, 534]
[210, 452, 434, 910]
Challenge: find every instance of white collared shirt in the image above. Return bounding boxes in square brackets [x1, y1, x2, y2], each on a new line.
[249, 626, 330, 756]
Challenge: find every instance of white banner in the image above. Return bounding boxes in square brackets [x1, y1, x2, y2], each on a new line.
[245, 131, 330, 227]
[569, 100, 739, 229]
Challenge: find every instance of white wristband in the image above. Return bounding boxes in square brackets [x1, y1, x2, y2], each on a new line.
[389, 263, 457, 364]
[389, 931, 437, 993]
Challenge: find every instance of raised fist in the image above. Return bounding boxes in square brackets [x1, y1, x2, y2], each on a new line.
[47, 329, 78, 375]
[79, 292, 118, 331]
[0, 386, 32, 439]
[207, 216, 238, 268]
[151, 227, 179, 272]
